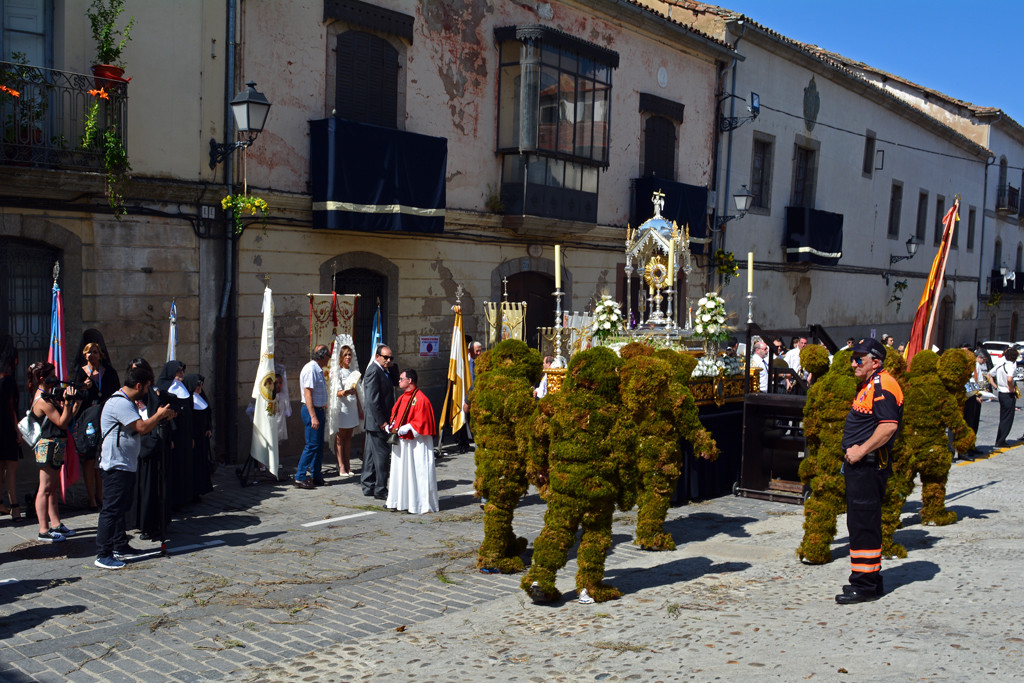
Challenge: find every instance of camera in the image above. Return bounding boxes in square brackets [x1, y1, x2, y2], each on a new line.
[42, 376, 86, 401]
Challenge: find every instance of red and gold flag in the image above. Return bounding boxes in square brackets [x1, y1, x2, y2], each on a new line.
[906, 197, 959, 364]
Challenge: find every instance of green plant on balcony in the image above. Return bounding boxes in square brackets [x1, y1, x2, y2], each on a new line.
[87, 0, 134, 67]
[1, 52, 49, 152]
[81, 86, 131, 216]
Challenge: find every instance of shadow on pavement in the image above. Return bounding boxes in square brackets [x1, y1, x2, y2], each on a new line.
[664, 512, 760, 545]
[882, 559, 939, 592]
[0, 604, 86, 641]
[608, 556, 751, 591]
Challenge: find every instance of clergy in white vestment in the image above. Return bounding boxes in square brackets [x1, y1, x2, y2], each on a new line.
[385, 368, 438, 514]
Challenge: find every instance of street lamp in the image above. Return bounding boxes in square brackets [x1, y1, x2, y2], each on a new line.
[209, 81, 272, 169]
[718, 185, 753, 227]
[889, 236, 920, 265]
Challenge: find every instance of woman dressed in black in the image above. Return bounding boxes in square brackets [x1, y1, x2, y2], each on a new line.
[72, 329, 120, 510]
[184, 374, 213, 498]
[130, 372, 171, 541]
[156, 361, 194, 508]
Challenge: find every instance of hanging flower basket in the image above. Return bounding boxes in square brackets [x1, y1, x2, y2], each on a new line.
[222, 194, 269, 234]
[714, 249, 739, 284]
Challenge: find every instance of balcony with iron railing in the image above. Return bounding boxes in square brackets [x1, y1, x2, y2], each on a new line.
[0, 59, 128, 171]
[995, 184, 1021, 215]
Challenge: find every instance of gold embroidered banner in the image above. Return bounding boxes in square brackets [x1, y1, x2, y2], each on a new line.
[309, 293, 358, 354]
[500, 302, 526, 341]
[483, 302, 501, 347]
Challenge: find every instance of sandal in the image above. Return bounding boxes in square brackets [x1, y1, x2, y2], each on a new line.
[9, 504, 22, 523]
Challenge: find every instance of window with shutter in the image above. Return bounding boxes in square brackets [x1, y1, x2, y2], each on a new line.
[335, 30, 398, 128]
[642, 115, 675, 180]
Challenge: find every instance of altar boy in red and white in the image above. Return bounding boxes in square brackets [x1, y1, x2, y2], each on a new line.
[385, 369, 438, 514]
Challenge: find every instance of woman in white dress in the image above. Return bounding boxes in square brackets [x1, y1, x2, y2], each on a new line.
[328, 343, 362, 476]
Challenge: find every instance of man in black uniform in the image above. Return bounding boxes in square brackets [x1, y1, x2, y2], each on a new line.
[837, 337, 903, 604]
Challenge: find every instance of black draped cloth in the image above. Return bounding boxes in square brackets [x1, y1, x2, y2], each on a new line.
[128, 386, 171, 539]
[184, 374, 213, 497]
[156, 361, 195, 508]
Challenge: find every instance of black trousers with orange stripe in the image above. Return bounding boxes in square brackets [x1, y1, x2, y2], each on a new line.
[844, 459, 890, 593]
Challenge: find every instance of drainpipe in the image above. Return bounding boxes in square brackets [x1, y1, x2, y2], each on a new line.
[709, 20, 746, 291]
[977, 150, 997, 341]
[218, 0, 238, 462]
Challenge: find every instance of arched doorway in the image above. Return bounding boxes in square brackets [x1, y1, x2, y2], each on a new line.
[333, 268, 388, 369]
[505, 271, 556, 350]
[1, 238, 62, 365]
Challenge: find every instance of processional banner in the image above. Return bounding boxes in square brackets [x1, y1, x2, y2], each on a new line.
[309, 293, 358, 353]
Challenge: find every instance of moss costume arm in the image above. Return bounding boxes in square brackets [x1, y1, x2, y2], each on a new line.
[520, 400, 552, 491]
[942, 395, 976, 454]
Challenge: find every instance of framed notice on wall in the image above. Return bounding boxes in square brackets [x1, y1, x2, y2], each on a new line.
[420, 336, 440, 357]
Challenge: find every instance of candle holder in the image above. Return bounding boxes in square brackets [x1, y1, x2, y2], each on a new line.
[664, 286, 676, 329]
[648, 287, 666, 325]
[746, 292, 756, 324]
[553, 288, 567, 366]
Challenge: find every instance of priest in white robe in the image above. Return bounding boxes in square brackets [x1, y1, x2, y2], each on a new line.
[385, 368, 438, 514]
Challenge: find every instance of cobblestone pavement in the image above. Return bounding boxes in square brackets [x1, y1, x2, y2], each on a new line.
[1, 399, 1022, 682]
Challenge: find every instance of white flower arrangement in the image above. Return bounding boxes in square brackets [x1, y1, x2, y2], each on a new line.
[591, 295, 625, 342]
[690, 292, 738, 378]
[691, 292, 730, 345]
[692, 353, 742, 378]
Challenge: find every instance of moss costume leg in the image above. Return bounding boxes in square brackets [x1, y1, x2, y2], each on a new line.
[880, 466, 914, 558]
[634, 474, 676, 551]
[478, 498, 528, 573]
[521, 500, 581, 602]
[919, 476, 957, 526]
[797, 477, 844, 564]
[576, 504, 620, 602]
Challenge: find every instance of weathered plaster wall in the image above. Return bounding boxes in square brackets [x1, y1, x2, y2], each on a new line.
[237, 0, 720, 225]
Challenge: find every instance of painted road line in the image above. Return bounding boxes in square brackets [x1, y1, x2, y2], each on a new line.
[302, 510, 377, 527]
[167, 539, 227, 554]
[440, 488, 478, 501]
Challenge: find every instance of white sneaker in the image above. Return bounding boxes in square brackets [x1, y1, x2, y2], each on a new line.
[578, 588, 595, 604]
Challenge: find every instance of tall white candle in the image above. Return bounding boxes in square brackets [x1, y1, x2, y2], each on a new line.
[667, 248, 674, 287]
[555, 245, 561, 289]
[747, 251, 754, 293]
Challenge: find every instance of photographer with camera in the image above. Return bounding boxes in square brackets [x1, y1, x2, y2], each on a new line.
[27, 361, 84, 542]
[95, 359, 176, 570]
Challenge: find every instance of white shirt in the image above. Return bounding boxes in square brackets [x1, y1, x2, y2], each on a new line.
[994, 360, 1016, 394]
[756, 354, 770, 392]
[300, 360, 328, 408]
[784, 347, 803, 374]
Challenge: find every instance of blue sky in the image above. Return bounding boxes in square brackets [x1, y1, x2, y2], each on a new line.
[717, 1, 1024, 124]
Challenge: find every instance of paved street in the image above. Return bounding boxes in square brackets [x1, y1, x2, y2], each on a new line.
[2, 398, 1023, 682]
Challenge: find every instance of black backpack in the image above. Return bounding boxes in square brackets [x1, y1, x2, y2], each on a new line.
[74, 394, 132, 456]
[73, 403, 104, 456]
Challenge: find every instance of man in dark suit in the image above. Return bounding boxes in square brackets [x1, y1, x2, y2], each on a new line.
[361, 344, 396, 499]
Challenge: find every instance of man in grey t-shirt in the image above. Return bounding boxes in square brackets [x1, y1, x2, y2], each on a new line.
[95, 359, 176, 570]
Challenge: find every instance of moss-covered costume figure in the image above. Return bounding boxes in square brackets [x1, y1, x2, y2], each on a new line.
[880, 349, 911, 558]
[469, 339, 543, 573]
[617, 343, 718, 551]
[797, 346, 857, 564]
[882, 349, 973, 555]
[521, 347, 637, 603]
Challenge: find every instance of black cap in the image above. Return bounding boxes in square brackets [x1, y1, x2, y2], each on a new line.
[852, 337, 887, 362]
